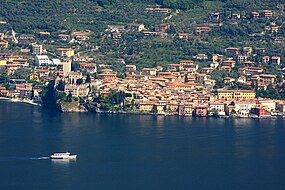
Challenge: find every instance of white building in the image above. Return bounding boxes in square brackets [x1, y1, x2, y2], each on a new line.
[233, 101, 255, 117]
[52, 59, 61, 65]
[209, 102, 226, 116]
[35, 55, 52, 66]
[257, 100, 276, 111]
[32, 44, 43, 55]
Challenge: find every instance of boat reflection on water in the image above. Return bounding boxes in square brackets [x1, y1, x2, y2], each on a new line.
[51, 158, 77, 165]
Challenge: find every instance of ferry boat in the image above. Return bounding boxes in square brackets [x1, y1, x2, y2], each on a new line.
[50, 152, 77, 159]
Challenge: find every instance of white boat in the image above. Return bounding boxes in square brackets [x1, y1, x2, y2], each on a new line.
[50, 152, 77, 159]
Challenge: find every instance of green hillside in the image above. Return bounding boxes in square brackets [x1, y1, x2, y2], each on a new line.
[0, 0, 205, 33]
[0, 0, 285, 69]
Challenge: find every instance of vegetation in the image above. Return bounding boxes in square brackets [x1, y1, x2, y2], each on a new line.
[92, 90, 126, 111]
[41, 80, 57, 108]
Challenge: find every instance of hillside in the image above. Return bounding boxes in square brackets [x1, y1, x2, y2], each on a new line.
[0, 0, 204, 33]
[1, 0, 285, 69]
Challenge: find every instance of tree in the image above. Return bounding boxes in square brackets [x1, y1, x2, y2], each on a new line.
[86, 74, 91, 83]
[230, 109, 236, 115]
[76, 78, 83, 85]
[66, 92, 73, 102]
[42, 80, 57, 108]
[57, 79, 65, 91]
[30, 89, 34, 100]
[212, 108, 219, 117]
[0, 68, 8, 84]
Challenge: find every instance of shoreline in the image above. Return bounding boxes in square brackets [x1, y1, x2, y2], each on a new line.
[1, 98, 283, 119]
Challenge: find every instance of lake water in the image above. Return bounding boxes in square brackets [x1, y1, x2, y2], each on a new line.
[0, 100, 285, 189]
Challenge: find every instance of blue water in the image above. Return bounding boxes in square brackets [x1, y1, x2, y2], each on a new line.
[0, 100, 285, 189]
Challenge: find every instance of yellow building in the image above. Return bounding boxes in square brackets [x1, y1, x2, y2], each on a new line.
[139, 102, 154, 112]
[56, 48, 74, 57]
[218, 90, 256, 101]
[29, 73, 40, 82]
[259, 74, 276, 85]
[155, 104, 165, 114]
[0, 33, 4, 41]
[166, 103, 179, 112]
[0, 59, 7, 66]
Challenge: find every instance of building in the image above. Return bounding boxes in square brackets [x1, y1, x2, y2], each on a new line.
[178, 33, 188, 39]
[209, 102, 226, 116]
[237, 55, 247, 62]
[196, 74, 208, 84]
[212, 54, 223, 63]
[63, 61, 72, 77]
[39, 31, 51, 38]
[243, 47, 253, 55]
[34, 69, 50, 77]
[67, 72, 83, 84]
[0, 59, 7, 66]
[155, 24, 171, 33]
[52, 59, 61, 65]
[262, 10, 273, 18]
[201, 68, 215, 74]
[58, 34, 70, 41]
[167, 64, 183, 71]
[56, 48, 74, 57]
[217, 90, 256, 101]
[18, 34, 35, 40]
[210, 62, 219, 68]
[125, 65, 137, 72]
[224, 77, 235, 85]
[262, 56, 270, 64]
[35, 55, 51, 66]
[195, 26, 212, 34]
[97, 71, 117, 79]
[220, 66, 232, 72]
[195, 106, 208, 117]
[178, 103, 194, 116]
[0, 33, 4, 41]
[12, 58, 28, 67]
[244, 61, 254, 67]
[138, 102, 154, 112]
[64, 84, 89, 97]
[256, 108, 271, 117]
[29, 73, 40, 82]
[32, 44, 43, 55]
[252, 11, 260, 18]
[271, 56, 281, 65]
[232, 13, 241, 19]
[180, 60, 194, 66]
[79, 63, 97, 74]
[225, 47, 239, 55]
[232, 101, 254, 117]
[142, 68, 157, 76]
[145, 7, 171, 13]
[209, 12, 220, 21]
[127, 24, 145, 32]
[195, 54, 208, 60]
[74, 34, 86, 42]
[259, 74, 276, 85]
[222, 60, 236, 67]
[257, 100, 276, 112]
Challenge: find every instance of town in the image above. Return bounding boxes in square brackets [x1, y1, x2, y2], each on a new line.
[0, 3, 285, 118]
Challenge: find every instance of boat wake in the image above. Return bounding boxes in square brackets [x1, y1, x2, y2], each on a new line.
[0, 156, 50, 162]
[28, 157, 50, 160]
